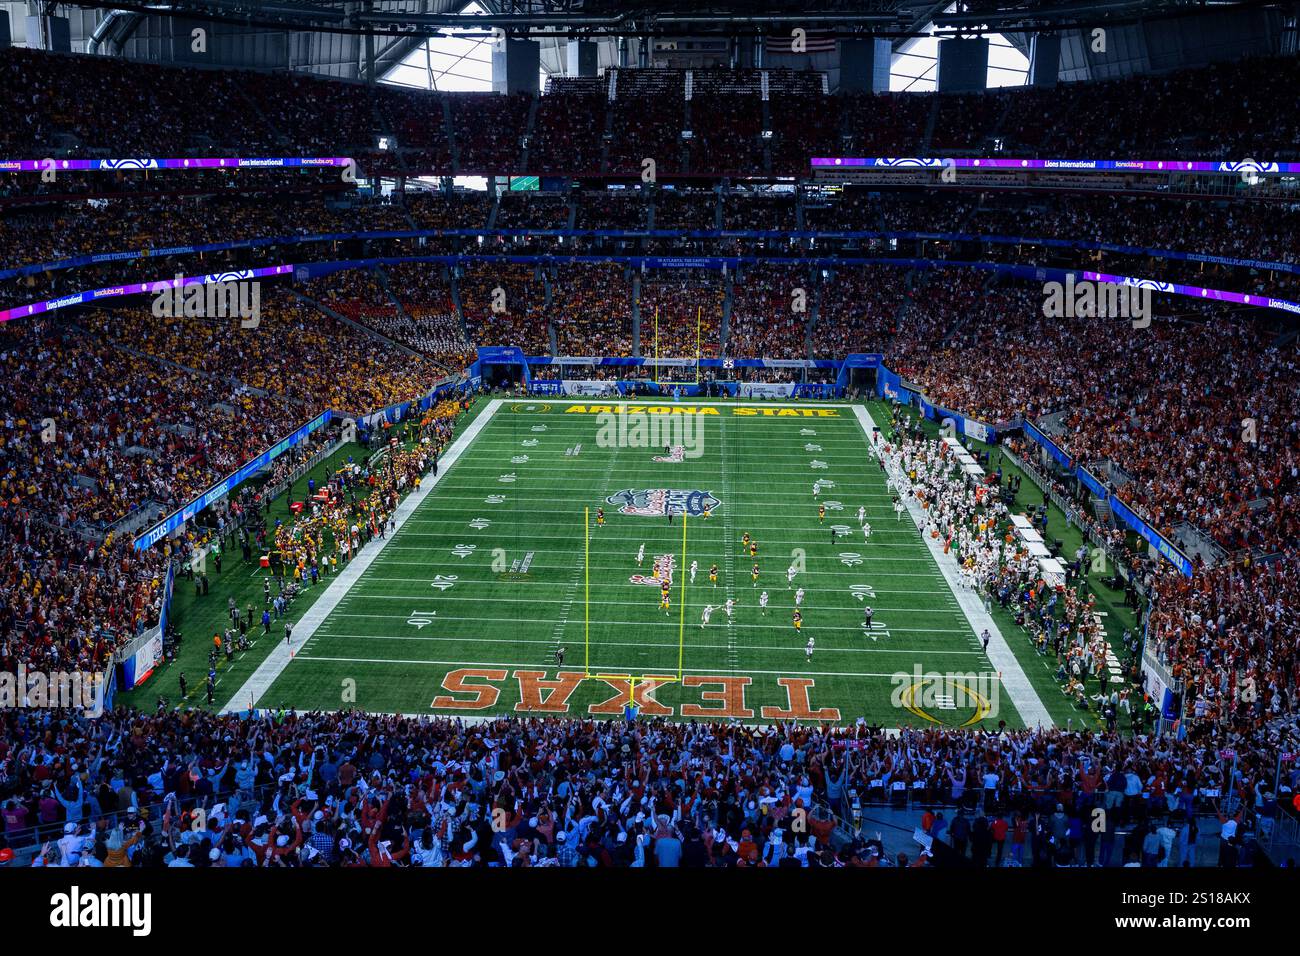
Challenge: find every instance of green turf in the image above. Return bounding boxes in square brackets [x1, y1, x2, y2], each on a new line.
[249, 398, 1031, 728]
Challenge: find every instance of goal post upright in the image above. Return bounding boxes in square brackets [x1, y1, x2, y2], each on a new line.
[677, 511, 687, 681]
[650, 304, 660, 382]
[584, 505, 590, 677]
[695, 305, 702, 385]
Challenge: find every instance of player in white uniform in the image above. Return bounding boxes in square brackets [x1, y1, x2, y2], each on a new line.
[786, 565, 797, 588]
[724, 598, 735, 619]
[759, 590, 769, 615]
[862, 522, 872, 541]
[805, 637, 815, 661]
[636, 543, 645, 567]
[794, 587, 805, 607]
[700, 605, 714, 628]
[812, 481, 821, 498]
[690, 560, 698, 583]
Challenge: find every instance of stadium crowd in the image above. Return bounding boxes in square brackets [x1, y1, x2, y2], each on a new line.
[2, 44, 1299, 876]
[2, 704, 1293, 867]
[7, 47, 1300, 177]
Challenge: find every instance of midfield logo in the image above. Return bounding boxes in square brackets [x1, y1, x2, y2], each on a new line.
[607, 488, 721, 518]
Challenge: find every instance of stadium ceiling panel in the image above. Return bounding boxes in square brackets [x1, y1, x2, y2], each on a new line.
[14, 0, 1291, 84]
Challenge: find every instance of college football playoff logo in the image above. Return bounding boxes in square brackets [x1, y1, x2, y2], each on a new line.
[606, 489, 721, 517]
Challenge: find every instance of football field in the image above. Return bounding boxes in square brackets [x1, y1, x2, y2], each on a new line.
[226, 398, 1044, 728]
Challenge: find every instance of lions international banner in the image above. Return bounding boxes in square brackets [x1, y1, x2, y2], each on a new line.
[964, 418, 990, 443]
[739, 383, 796, 399]
[562, 380, 621, 397]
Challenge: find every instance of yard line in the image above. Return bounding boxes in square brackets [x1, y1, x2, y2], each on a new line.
[335, 572, 956, 596]
[548, 556, 584, 665]
[357, 567, 949, 582]
[326, 610, 972, 634]
[395, 522, 915, 538]
[385, 541, 941, 556]
[303, 592, 959, 615]
[308, 631, 984, 656]
[720, 417, 739, 670]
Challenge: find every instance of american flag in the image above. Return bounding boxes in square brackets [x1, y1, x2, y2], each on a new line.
[765, 31, 837, 54]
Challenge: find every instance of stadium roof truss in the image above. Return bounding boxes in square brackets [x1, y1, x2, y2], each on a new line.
[37, 0, 1296, 85]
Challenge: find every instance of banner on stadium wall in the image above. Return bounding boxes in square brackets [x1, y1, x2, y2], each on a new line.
[740, 383, 796, 398]
[641, 256, 736, 270]
[477, 346, 528, 364]
[561, 380, 622, 397]
[157, 561, 175, 640]
[121, 631, 164, 689]
[874, 365, 996, 442]
[1140, 653, 1177, 724]
[1077, 467, 1108, 499]
[527, 356, 844, 371]
[841, 353, 883, 368]
[876, 367, 920, 408]
[916, 399, 996, 445]
[1023, 421, 1072, 471]
[1108, 496, 1195, 577]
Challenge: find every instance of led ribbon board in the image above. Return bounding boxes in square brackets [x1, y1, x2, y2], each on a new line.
[0, 156, 353, 172]
[811, 157, 1299, 176]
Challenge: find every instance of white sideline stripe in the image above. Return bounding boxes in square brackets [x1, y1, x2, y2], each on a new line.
[852, 405, 1053, 729]
[219, 398, 505, 714]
